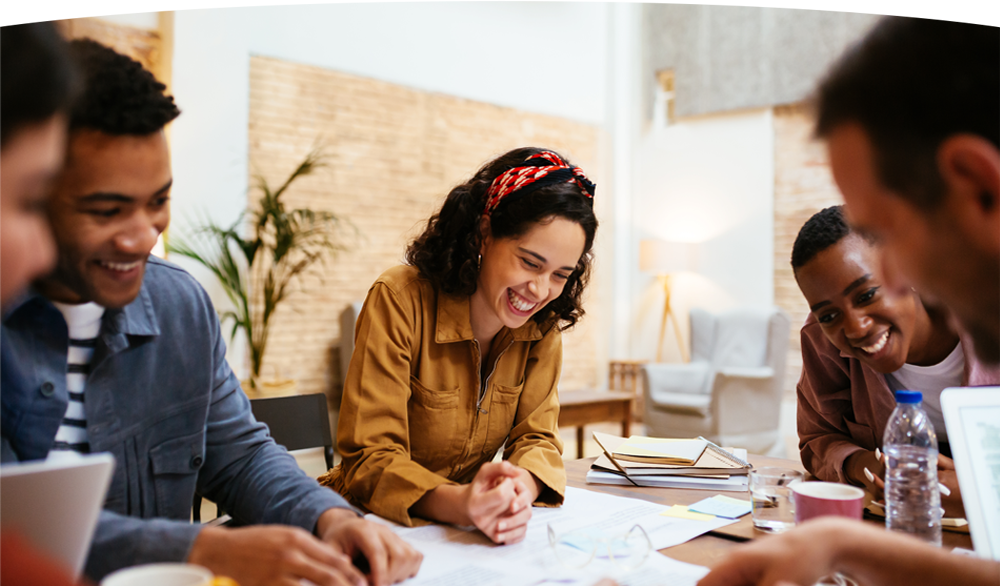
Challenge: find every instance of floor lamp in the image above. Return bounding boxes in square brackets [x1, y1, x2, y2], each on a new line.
[640, 239, 699, 363]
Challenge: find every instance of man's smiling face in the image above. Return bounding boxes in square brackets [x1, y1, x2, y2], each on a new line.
[38, 129, 172, 308]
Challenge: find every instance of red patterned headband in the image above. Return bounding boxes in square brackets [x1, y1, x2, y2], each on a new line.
[483, 151, 596, 217]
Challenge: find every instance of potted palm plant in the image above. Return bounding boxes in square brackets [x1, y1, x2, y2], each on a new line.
[168, 149, 349, 392]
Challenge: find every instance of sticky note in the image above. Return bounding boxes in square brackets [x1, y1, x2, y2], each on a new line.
[687, 495, 752, 519]
[660, 505, 716, 521]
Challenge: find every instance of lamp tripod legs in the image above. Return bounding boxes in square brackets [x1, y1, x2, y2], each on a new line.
[655, 275, 689, 363]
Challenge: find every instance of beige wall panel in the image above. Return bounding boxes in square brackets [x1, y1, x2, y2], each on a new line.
[57, 18, 161, 78]
[248, 56, 601, 401]
[773, 104, 844, 398]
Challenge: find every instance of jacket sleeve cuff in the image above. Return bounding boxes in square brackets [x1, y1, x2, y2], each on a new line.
[283, 487, 364, 534]
[86, 511, 204, 581]
[508, 447, 565, 506]
[363, 462, 457, 527]
[833, 443, 868, 484]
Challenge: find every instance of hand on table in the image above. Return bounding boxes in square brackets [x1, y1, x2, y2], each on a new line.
[464, 461, 538, 545]
[696, 517, 865, 586]
[845, 449, 884, 500]
[316, 508, 423, 586]
[854, 451, 963, 517]
[188, 524, 367, 586]
[936, 455, 964, 518]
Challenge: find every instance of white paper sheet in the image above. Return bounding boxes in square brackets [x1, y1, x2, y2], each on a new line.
[371, 486, 730, 585]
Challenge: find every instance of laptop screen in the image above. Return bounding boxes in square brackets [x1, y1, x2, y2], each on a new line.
[941, 387, 1000, 560]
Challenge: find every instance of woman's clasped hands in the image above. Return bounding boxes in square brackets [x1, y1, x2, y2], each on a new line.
[413, 460, 540, 546]
[464, 461, 539, 545]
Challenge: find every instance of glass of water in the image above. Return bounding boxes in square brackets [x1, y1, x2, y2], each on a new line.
[749, 467, 803, 532]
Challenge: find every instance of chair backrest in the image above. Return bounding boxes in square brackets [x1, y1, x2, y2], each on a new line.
[689, 308, 717, 363]
[250, 393, 334, 469]
[710, 307, 777, 369]
[764, 307, 792, 393]
[689, 305, 791, 374]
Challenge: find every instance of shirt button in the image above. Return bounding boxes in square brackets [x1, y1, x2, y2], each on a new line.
[190, 455, 204, 469]
[40, 382, 55, 397]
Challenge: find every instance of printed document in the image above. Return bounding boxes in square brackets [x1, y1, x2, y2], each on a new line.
[373, 486, 733, 585]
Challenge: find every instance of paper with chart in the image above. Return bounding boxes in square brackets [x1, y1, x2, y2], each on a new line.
[373, 486, 733, 585]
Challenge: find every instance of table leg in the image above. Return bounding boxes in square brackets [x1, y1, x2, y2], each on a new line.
[576, 426, 585, 459]
[623, 411, 632, 438]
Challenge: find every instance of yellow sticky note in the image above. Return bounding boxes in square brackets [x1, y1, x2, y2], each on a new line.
[660, 505, 716, 521]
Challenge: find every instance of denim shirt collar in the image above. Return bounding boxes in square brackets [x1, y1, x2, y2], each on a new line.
[6, 281, 161, 348]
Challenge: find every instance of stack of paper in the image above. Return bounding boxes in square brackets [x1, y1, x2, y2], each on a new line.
[588, 431, 751, 491]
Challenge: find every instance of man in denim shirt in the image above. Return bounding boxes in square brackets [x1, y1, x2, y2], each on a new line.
[1, 39, 421, 586]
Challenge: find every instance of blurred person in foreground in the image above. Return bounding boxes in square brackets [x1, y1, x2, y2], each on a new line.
[0, 20, 82, 586]
[790, 205, 1000, 518]
[0, 38, 421, 586]
[698, 16, 999, 586]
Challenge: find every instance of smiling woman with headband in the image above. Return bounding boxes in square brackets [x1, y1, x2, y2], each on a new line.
[320, 147, 598, 544]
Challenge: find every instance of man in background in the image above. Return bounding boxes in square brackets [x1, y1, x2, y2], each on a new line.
[1, 38, 421, 586]
[698, 16, 999, 586]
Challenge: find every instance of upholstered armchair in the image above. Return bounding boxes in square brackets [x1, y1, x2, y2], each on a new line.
[641, 306, 791, 455]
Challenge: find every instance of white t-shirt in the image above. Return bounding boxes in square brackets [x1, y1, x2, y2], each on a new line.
[885, 341, 965, 444]
[47, 301, 105, 461]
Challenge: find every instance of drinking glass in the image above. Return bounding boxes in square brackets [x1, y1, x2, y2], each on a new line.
[749, 467, 803, 532]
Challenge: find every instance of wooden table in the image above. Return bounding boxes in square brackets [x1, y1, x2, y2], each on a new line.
[558, 390, 633, 459]
[565, 456, 973, 568]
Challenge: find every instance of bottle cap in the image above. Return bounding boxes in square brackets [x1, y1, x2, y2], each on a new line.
[894, 390, 923, 404]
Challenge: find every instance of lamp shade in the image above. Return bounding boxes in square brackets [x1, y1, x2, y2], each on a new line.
[639, 239, 699, 274]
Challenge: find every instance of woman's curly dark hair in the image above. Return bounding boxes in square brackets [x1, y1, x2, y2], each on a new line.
[406, 147, 598, 330]
[68, 38, 180, 135]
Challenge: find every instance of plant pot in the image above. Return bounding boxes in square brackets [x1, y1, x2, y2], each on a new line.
[241, 378, 298, 399]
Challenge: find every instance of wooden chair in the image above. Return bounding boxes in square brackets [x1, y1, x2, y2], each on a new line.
[192, 393, 334, 522]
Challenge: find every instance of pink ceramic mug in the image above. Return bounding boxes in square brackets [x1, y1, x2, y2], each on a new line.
[792, 481, 864, 523]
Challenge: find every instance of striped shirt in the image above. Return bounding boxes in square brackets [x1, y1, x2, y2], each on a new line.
[49, 301, 105, 459]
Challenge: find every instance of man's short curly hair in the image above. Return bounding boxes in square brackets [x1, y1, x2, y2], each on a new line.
[406, 147, 598, 331]
[68, 38, 179, 135]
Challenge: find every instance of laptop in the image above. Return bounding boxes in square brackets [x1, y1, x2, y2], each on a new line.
[1, 452, 115, 578]
[941, 386, 1000, 560]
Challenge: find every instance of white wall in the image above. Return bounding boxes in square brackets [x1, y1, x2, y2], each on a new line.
[243, 3, 609, 126]
[630, 108, 775, 362]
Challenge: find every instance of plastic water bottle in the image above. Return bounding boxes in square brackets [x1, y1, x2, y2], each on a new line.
[883, 390, 942, 545]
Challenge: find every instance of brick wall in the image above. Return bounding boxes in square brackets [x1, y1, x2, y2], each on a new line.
[57, 18, 163, 80]
[773, 104, 844, 396]
[248, 56, 602, 402]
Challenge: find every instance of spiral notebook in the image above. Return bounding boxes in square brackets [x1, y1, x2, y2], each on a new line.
[593, 431, 751, 477]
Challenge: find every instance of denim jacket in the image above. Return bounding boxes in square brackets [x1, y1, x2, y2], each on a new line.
[1, 257, 355, 580]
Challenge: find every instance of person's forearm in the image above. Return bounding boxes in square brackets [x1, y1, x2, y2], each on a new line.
[833, 522, 1000, 586]
[410, 484, 470, 526]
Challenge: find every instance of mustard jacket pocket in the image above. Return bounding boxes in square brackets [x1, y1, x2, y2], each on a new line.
[482, 381, 524, 455]
[408, 376, 461, 462]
